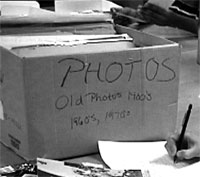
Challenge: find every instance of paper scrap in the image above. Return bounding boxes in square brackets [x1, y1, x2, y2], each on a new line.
[0, 101, 4, 120]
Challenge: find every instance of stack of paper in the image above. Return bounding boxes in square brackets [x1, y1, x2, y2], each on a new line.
[1, 34, 134, 57]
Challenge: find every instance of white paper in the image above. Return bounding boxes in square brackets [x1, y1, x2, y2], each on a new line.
[148, 0, 174, 9]
[55, 0, 121, 14]
[0, 1, 40, 9]
[98, 141, 200, 177]
[0, 101, 4, 120]
[0, 1, 40, 16]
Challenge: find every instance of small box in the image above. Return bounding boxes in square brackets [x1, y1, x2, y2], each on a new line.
[0, 26, 180, 160]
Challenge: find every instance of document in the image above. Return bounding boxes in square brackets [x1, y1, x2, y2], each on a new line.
[98, 141, 200, 177]
[0, 1, 40, 16]
[148, 0, 174, 9]
[55, 0, 121, 14]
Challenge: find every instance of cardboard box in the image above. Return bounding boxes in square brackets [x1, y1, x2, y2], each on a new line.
[0, 26, 180, 160]
[198, 17, 200, 64]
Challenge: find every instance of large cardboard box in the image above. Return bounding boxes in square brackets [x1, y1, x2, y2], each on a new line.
[0, 26, 180, 160]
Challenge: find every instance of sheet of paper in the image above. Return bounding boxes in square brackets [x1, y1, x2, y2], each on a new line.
[0, 1, 40, 16]
[0, 1, 39, 9]
[55, 0, 121, 14]
[98, 141, 200, 177]
[148, 0, 174, 9]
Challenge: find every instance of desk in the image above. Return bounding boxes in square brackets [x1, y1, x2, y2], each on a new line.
[0, 35, 199, 168]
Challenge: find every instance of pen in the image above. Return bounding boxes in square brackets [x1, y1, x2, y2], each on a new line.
[64, 162, 84, 169]
[110, 8, 146, 23]
[174, 104, 192, 163]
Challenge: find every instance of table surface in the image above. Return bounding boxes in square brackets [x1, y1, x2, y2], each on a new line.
[0, 27, 199, 168]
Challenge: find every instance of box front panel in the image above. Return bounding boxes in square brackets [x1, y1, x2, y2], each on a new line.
[0, 43, 180, 160]
[51, 45, 179, 158]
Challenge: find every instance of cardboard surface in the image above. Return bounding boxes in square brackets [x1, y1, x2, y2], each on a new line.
[0, 26, 180, 159]
[198, 18, 200, 64]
